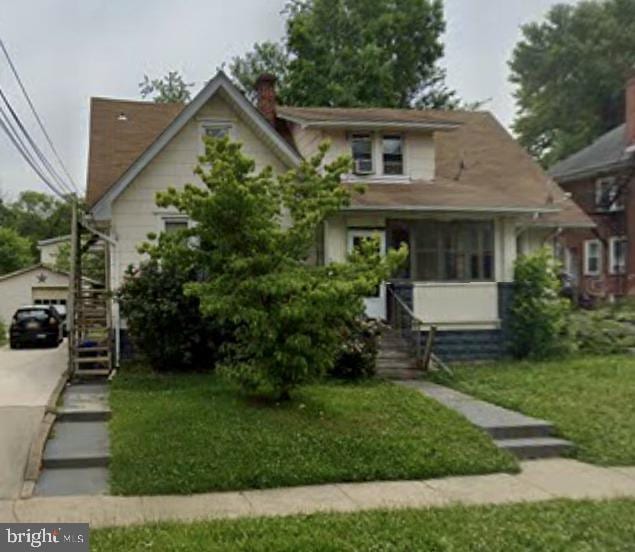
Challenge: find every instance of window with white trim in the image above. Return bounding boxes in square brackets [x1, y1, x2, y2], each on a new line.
[162, 217, 189, 235]
[351, 134, 373, 175]
[584, 239, 602, 275]
[609, 236, 627, 275]
[595, 177, 623, 211]
[382, 135, 404, 175]
[201, 123, 231, 140]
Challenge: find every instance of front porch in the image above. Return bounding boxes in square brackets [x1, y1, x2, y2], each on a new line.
[324, 213, 520, 325]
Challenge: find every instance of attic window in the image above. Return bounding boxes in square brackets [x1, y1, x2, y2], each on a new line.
[202, 123, 230, 139]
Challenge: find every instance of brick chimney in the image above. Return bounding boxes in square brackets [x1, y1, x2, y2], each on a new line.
[626, 71, 635, 147]
[255, 73, 277, 126]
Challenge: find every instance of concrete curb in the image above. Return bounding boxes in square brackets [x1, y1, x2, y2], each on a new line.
[20, 369, 69, 499]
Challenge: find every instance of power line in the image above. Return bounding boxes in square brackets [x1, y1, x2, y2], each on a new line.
[0, 107, 67, 200]
[0, 85, 73, 198]
[0, 37, 79, 194]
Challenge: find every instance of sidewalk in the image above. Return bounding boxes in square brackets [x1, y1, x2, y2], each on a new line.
[1, 459, 635, 528]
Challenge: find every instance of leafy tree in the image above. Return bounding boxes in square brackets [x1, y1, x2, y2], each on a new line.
[510, 0, 635, 167]
[53, 241, 106, 283]
[230, 0, 457, 109]
[139, 71, 194, 104]
[0, 191, 72, 257]
[152, 136, 406, 399]
[230, 41, 290, 103]
[510, 248, 572, 360]
[0, 227, 33, 275]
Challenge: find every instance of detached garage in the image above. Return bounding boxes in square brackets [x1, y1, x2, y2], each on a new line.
[0, 264, 70, 328]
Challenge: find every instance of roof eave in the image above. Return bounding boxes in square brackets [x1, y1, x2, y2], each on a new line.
[277, 113, 461, 132]
[551, 158, 633, 183]
[342, 205, 560, 215]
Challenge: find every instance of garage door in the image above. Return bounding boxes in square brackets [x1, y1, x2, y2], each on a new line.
[32, 286, 68, 305]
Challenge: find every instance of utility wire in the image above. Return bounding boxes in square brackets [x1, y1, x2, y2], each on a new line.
[0, 108, 67, 200]
[0, 37, 79, 194]
[0, 85, 73, 198]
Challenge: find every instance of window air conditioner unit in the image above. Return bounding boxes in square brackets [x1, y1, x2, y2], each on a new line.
[354, 159, 373, 175]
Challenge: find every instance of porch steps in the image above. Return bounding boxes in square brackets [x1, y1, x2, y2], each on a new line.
[35, 383, 110, 496]
[400, 380, 575, 460]
[376, 331, 421, 380]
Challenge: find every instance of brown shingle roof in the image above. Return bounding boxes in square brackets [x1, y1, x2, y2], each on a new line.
[85, 99, 590, 226]
[86, 98, 183, 206]
[277, 106, 460, 127]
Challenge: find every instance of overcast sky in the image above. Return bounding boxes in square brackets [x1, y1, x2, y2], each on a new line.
[0, 0, 577, 198]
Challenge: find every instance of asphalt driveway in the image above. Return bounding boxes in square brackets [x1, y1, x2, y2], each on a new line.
[0, 343, 67, 499]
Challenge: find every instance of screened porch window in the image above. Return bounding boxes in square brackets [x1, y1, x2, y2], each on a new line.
[413, 221, 494, 281]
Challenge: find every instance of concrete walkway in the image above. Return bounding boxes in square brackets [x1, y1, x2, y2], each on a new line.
[1, 459, 635, 528]
[0, 344, 67, 499]
[402, 380, 573, 458]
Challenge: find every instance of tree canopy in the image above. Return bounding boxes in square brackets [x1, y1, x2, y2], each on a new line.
[0, 190, 72, 268]
[0, 227, 33, 275]
[510, 0, 635, 167]
[230, 0, 457, 109]
[139, 71, 194, 103]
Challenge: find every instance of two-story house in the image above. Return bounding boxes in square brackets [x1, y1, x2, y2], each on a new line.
[550, 75, 635, 301]
[86, 71, 590, 363]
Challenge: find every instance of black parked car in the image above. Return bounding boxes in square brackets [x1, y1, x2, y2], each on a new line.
[9, 306, 64, 349]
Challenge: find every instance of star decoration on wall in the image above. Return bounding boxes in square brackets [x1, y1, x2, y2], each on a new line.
[36, 272, 47, 283]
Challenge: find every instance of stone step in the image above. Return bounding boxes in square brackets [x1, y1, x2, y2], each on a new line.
[494, 437, 574, 460]
[377, 358, 416, 370]
[484, 422, 554, 440]
[34, 467, 109, 497]
[57, 383, 110, 422]
[42, 421, 110, 469]
[377, 349, 412, 360]
[377, 368, 423, 381]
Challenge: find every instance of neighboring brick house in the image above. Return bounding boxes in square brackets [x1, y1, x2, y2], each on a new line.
[550, 76, 635, 300]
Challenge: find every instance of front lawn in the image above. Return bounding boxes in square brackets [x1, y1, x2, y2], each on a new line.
[433, 355, 635, 465]
[93, 499, 635, 551]
[109, 371, 516, 495]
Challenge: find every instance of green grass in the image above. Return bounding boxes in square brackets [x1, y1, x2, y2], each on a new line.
[93, 499, 635, 551]
[109, 372, 516, 495]
[433, 355, 635, 466]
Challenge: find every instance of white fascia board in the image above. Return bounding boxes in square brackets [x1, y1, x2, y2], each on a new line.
[91, 71, 302, 221]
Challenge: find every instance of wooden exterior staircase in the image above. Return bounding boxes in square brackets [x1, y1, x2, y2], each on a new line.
[68, 206, 114, 380]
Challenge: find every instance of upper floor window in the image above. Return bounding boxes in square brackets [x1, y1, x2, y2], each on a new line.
[163, 217, 189, 234]
[609, 236, 627, 275]
[382, 135, 404, 175]
[351, 134, 373, 175]
[202, 123, 230, 140]
[584, 239, 602, 276]
[595, 177, 623, 212]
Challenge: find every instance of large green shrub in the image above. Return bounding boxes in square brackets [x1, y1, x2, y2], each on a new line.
[330, 317, 382, 380]
[570, 301, 635, 355]
[510, 247, 572, 359]
[152, 137, 407, 399]
[117, 252, 226, 373]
